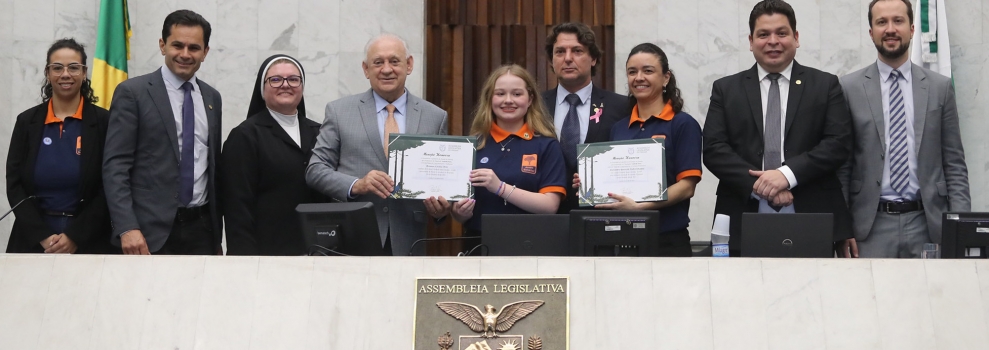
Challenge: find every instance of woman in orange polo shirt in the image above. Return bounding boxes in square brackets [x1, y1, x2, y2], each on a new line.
[574, 43, 703, 256]
[5, 38, 113, 254]
[451, 65, 568, 237]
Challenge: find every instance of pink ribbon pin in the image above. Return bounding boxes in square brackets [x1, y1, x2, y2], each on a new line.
[590, 107, 603, 123]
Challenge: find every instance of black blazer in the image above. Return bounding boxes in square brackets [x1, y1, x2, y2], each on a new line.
[703, 62, 853, 250]
[220, 110, 327, 255]
[5, 101, 114, 253]
[543, 84, 631, 213]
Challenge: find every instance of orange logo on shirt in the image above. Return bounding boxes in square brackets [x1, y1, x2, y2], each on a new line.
[521, 154, 537, 174]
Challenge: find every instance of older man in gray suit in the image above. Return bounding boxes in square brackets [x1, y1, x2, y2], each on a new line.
[307, 34, 450, 256]
[838, 0, 969, 258]
[103, 10, 223, 255]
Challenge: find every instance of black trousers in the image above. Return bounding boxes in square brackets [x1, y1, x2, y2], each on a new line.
[156, 207, 215, 255]
[656, 228, 692, 257]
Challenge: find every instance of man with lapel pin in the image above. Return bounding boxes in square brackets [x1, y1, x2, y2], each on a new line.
[542, 22, 630, 213]
[306, 33, 450, 256]
[838, 0, 969, 258]
[703, 0, 854, 257]
[103, 10, 223, 255]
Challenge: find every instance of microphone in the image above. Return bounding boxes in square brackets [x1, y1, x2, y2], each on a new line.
[0, 196, 38, 222]
[408, 236, 482, 256]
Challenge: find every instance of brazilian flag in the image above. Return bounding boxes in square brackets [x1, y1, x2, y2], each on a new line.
[92, 0, 131, 109]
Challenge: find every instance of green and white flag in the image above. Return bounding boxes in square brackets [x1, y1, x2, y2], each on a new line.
[910, 0, 951, 77]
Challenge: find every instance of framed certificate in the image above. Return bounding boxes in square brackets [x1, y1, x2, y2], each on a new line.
[576, 138, 666, 206]
[387, 134, 477, 200]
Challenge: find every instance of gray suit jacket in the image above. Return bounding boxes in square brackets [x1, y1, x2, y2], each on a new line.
[103, 68, 224, 252]
[838, 63, 970, 243]
[306, 89, 448, 255]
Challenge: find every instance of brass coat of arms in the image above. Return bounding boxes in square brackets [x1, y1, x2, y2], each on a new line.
[414, 278, 569, 350]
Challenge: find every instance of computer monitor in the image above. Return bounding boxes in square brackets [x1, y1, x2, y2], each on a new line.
[296, 202, 388, 256]
[481, 214, 570, 256]
[941, 212, 989, 258]
[569, 210, 659, 257]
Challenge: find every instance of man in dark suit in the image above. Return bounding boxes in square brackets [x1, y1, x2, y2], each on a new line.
[703, 0, 854, 257]
[838, 0, 969, 258]
[103, 10, 222, 255]
[542, 22, 630, 213]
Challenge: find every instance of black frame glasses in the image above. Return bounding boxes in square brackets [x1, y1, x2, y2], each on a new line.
[265, 75, 303, 88]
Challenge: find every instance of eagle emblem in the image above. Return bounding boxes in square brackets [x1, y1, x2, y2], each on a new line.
[436, 300, 545, 338]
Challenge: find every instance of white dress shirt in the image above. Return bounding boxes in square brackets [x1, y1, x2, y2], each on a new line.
[161, 67, 209, 207]
[553, 83, 593, 142]
[877, 60, 919, 201]
[756, 62, 797, 213]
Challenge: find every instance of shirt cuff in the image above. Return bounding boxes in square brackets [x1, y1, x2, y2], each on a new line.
[347, 179, 359, 199]
[778, 166, 797, 189]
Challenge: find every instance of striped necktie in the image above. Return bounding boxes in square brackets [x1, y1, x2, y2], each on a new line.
[887, 69, 910, 195]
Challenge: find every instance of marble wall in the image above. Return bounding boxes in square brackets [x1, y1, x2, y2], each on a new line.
[0, 0, 986, 249]
[0, 0, 426, 252]
[616, 0, 989, 240]
[1, 254, 988, 349]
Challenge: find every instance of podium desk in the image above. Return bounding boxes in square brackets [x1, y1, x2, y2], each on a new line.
[0, 255, 986, 349]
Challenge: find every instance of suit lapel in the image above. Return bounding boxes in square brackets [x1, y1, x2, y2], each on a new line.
[543, 88, 557, 116]
[743, 66, 763, 140]
[587, 86, 606, 143]
[24, 106, 46, 192]
[79, 104, 101, 193]
[147, 69, 180, 161]
[199, 80, 220, 152]
[406, 95, 422, 135]
[863, 64, 887, 151]
[784, 63, 805, 138]
[910, 64, 929, 152]
[359, 90, 388, 167]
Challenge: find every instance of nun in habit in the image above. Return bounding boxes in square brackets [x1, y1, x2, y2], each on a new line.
[221, 54, 327, 255]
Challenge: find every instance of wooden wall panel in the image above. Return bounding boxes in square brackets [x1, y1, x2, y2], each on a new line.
[424, 0, 617, 255]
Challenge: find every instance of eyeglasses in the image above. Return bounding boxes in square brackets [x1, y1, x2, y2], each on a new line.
[266, 75, 303, 88]
[47, 63, 86, 76]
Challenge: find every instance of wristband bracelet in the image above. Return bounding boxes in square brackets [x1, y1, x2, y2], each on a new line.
[495, 181, 505, 196]
[503, 184, 517, 205]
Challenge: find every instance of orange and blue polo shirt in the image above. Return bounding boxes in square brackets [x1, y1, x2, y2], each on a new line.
[610, 102, 703, 233]
[466, 123, 567, 232]
[34, 98, 84, 213]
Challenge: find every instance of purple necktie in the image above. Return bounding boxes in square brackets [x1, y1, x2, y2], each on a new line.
[180, 82, 195, 206]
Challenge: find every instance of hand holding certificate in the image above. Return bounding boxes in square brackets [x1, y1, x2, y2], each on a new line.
[387, 134, 477, 200]
[576, 138, 667, 206]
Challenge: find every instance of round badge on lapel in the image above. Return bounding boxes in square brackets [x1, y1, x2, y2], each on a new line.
[43, 137, 52, 145]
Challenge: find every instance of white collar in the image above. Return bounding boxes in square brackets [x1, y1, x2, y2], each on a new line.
[556, 82, 593, 106]
[876, 59, 913, 83]
[160, 66, 197, 90]
[756, 61, 794, 82]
